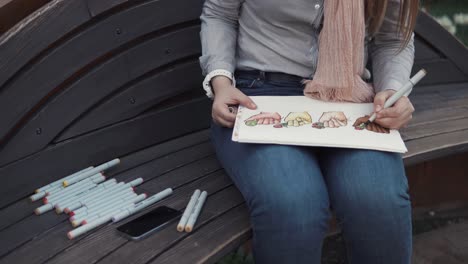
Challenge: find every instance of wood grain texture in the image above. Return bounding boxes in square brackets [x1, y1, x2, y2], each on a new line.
[0, 25, 202, 166]
[96, 186, 244, 264]
[403, 129, 468, 166]
[0, 141, 214, 262]
[56, 60, 202, 142]
[0, 98, 211, 208]
[0, 0, 90, 89]
[401, 117, 468, 141]
[411, 59, 467, 86]
[0, 0, 51, 34]
[0, 0, 203, 143]
[414, 38, 442, 61]
[415, 11, 468, 79]
[0, 130, 209, 233]
[0, 155, 224, 264]
[152, 205, 250, 264]
[45, 172, 237, 264]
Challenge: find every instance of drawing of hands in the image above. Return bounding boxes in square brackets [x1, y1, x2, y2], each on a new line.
[245, 112, 282, 126]
[284, 112, 313, 127]
[317, 111, 348, 128]
[353, 115, 390, 134]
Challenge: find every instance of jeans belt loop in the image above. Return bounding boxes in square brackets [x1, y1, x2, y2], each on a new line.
[259, 71, 266, 80]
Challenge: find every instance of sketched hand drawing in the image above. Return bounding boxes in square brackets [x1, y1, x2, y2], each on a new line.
[353, 115, 390, 134]
[312, 111, 348, 129]
[282, 112, 313, 127]
[244, 112, 282, 126]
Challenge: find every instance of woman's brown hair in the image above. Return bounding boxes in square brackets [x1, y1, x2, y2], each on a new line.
[366, 0, 419, 46]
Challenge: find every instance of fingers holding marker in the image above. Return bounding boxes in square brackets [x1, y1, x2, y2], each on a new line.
[373, 89, 395, 112]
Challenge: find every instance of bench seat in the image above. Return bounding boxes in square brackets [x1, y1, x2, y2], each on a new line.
[0, 80, 467, 263]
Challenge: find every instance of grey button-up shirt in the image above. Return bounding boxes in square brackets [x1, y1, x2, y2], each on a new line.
[199, 0, 415, 93]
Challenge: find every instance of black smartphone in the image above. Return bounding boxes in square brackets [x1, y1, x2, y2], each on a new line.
[116, 206, 182, 240]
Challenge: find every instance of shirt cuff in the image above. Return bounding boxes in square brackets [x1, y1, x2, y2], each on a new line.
[202, 69, 236, 99]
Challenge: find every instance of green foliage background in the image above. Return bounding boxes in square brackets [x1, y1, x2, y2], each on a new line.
[422, 0, 468, 45]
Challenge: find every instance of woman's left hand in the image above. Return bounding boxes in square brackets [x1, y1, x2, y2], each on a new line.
[372, 89, 415, 130]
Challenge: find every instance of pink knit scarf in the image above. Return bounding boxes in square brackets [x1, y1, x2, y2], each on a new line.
[303, 0, 375, 103]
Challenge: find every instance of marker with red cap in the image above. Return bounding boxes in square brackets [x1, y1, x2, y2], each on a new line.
[65, 182, 130, 213]
[67, 202, 135, 240]
[70, 190, 137, 226]
[67, 178, 142, 215]
[69, 187, 136, 218]
[81, 194, 148, 225]
[34, 176, 106, 215]
[112, 188, 173, 222]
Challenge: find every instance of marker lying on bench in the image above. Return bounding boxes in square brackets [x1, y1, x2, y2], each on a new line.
[68, 186, 130, 216]
[54, 179, 118, 213]
[67, 203, 136, 239]
[65, 178, 143, 214]
[63, 158, 120, 187]
[185, 191, 208, 233]
[71, 191, 138, 227]
[30, 167, 95, 201]
[34, 175, 106, 215]
[177, 189, 201, 232]
[44, 173, 105, 204]
[357, 69, 427, 130]
[80, 193, 148, 225]
[68, 189, 172, 239]
[112, 188, 173, 222]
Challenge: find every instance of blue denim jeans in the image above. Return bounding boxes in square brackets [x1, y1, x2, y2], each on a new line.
[210, 71, 412, 264]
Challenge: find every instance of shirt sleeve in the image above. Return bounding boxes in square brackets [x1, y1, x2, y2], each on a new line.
[369, 0, 415, 93]
[199, 0, 243, 76]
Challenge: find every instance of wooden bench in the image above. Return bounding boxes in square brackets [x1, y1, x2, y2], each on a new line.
[0, 1, 467, 263]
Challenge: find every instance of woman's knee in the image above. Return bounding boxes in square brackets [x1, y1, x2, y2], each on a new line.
[330, 172, 411, 224]
[249, 183, 331, 232]
[326, 149, 411, 215]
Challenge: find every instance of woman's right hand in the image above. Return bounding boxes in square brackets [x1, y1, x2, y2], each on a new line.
[211, 76, 257, 128]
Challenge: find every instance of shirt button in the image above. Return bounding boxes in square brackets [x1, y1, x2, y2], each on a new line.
[315, 4, 320, 9]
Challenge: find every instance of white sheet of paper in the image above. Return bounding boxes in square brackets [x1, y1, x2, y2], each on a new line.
[232, 96, 407, 153]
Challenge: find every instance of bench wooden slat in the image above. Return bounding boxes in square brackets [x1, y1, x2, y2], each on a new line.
[415, 11, 468, 79]
[414, 38, 442, 61]
[96, 185, 244, 264]
[402, 117, 468, 141]
[403, 129, 468, 166]
[0, 152, 222, 264]
[0, 26, 202, 166]
[412, 59, 468, 85]
[0, 0, 203, 143]
[0, 212, 67, 258]
[0, 0, 90, 89]
[0, 0, 51, 34]
[0, 98, 211, 208]
[56, 60, 202, 142]
[407, 107, 468, 128]
[153, 204, 250, 264]
[0, 130, 208, 232]
[45, 171, 238, 264]
[0, 142, 214, 260]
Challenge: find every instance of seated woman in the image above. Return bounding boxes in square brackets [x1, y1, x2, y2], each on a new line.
[199, 0, 418, 263]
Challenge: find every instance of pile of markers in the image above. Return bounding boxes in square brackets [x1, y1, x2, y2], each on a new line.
[177, 189, 208, 233]
[29, 158, 173, 239]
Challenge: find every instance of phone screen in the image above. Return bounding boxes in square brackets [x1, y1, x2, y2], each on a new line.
[117, 206, 182, 240]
